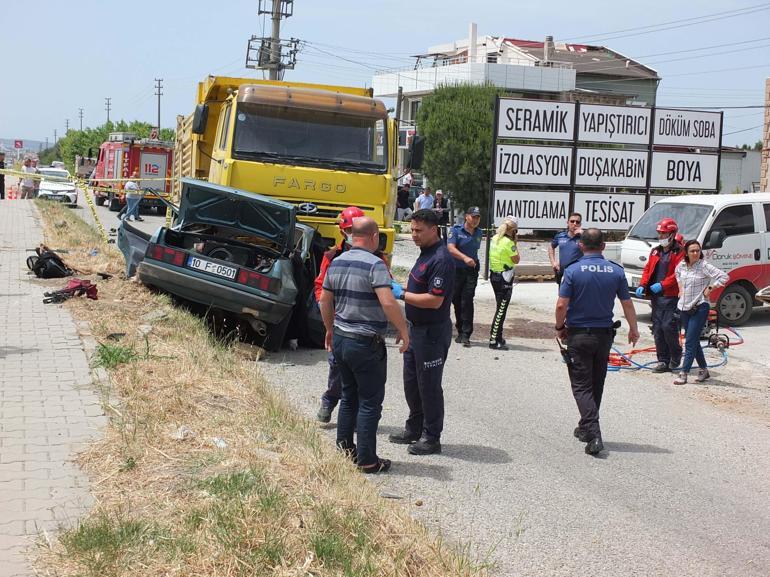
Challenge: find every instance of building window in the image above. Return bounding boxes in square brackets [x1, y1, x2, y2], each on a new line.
[487, 54, 498, 63]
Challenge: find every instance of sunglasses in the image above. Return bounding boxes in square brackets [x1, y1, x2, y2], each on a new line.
[569, 219, 581, 224]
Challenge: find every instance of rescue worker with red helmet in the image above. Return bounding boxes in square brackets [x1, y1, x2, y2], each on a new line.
[314, 206, 381, 422]
[636, 217, 685, 372]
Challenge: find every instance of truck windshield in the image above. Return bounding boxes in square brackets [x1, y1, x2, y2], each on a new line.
[232, 103, 387, 173]
[628, 202, 712, 241]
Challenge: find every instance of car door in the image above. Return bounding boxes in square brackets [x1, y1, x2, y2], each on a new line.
[703, 202, 761, 284]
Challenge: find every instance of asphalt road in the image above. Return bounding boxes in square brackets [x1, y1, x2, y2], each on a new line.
[69, 188, 770, 575]
[263, 277, 770, 577]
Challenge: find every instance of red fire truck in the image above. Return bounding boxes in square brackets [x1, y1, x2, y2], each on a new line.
[91, 132, 174, 212]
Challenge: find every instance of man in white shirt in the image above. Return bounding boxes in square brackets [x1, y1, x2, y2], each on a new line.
[19, 158, 36, 199]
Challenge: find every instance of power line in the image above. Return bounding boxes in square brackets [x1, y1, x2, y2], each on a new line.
[723, 124, 764, 136]
[559, 3, 770, 42]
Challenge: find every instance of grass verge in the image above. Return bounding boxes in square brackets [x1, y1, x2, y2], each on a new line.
[33, 200, 489, 577]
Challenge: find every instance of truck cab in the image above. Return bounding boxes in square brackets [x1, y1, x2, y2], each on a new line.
[175, 77, 398, 256]
[623, 193, 770, 325]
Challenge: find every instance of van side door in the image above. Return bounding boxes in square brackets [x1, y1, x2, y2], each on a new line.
[761, 203, 770, 291]
[702, 202, 761, 286]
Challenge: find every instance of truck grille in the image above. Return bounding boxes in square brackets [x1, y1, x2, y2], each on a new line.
[279, 199, 376, 221]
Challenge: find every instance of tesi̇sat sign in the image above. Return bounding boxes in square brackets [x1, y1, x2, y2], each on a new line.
[490, 98, 722, 231]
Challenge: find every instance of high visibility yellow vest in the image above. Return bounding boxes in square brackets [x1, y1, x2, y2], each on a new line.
[490, 235, 517, 273]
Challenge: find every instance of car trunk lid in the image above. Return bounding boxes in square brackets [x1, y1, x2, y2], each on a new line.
[177, 178, 296, 254]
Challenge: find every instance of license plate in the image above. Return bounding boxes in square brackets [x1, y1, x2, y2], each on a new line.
[187, 256, 237, 280]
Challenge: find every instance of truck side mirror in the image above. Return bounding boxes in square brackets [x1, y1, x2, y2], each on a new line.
[705, 230, 724, 249]
[192, 104, 209, 135]
[407, 135, 424, 170]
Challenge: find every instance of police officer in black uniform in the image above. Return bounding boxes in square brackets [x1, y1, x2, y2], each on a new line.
[554, 228, 640, 456]
[389, 209, 455, 455]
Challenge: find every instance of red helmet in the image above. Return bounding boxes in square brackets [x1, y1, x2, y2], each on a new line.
[656, 218, 678, 234]
[339, 206, 365, 231]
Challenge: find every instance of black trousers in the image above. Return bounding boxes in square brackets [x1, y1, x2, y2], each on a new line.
[402, 320, 452, 442]
[651, 296, 682, 365]
[452, 266, 478, 337]
[489, 272, 513, 343]
[566, 330, 614, 439]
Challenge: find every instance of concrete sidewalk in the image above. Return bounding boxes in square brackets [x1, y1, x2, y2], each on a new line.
[0, 200, 106, 577]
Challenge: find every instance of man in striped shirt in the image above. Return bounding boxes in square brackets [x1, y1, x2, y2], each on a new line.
[320, 217, 409, 474]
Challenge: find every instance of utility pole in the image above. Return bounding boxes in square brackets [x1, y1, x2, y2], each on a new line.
[154, 79, 163, 131]
[54, 129, 58, 146]
[65, 119, 69, 133]
[78, 108, 84, 130]
[105, 97, 112, 123]
[246, 1, 297, 79]
[45, 137, 49, 150]
[269, 0, 282, 80]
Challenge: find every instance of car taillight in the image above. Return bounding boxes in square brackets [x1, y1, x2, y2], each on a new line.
[146, 243, 186, 267]
[236, 269, 280, 293]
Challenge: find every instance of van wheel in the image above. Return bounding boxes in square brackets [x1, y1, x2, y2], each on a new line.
[108, 193, 121, 212]
[717, 284, 753, 326]
[94, 195, 106, 206]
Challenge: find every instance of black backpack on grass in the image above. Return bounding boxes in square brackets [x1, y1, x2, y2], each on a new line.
[26, 246, 74, 279]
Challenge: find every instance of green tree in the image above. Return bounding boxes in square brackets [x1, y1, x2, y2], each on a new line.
[416, 83, 506, 221]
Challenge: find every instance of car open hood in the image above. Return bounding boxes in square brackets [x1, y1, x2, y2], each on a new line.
[176, 178, 296, 253]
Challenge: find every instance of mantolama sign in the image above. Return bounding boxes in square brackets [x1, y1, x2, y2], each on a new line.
[488, 97, 722, 231]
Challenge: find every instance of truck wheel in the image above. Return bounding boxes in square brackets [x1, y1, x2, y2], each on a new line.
[262, 313, 292, 352]
[108, 193, 121, 212]
[94, 195, 106, 206]
[717, 284, 753, 326]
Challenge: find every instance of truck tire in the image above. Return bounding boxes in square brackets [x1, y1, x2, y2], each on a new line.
[717, 284, 753, 326]
[94, 194, 106, 207]
[262, 313, 292, 352]
[108, 193, 121, 212]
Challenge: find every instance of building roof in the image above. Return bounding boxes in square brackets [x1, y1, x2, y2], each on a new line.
[504, 38, 659, 80]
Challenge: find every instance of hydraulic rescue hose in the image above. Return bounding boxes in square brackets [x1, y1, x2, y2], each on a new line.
[606, 327, 744, 372]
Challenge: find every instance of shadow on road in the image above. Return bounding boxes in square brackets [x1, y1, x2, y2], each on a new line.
[603, 441, 673, 454]
[0, 346, 40, 358]
[392, 461, 452, 481]
[440, 443, 513, 464]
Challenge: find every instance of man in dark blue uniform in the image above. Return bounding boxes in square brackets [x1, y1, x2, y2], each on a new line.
[555, 228, 640, 456]
[389, 209, 455, 455]
[549, 213, 583, 285]
[447, 206, 482, 347]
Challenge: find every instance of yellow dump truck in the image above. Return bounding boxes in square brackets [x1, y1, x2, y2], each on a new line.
[173, 76, 404, 256]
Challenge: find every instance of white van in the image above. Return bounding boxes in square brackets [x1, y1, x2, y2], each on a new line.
[622, 193, 770, 326]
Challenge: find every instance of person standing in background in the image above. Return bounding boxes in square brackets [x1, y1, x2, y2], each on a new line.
[0, 152, 6, 200]
[122, 169, 144, 222]
[549, 213, 583, 285]
[447, 206, 482, 347]
[433, 190, 450, 240]
[488, 217, 520, 350]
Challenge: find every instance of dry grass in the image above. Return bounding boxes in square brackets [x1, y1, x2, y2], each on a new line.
[33, 201, 489, 577]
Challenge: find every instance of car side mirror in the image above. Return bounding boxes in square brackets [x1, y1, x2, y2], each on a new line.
[705, 230, 724, 249]
[407, 135, 424, 170]
[192, 104, 209, 135]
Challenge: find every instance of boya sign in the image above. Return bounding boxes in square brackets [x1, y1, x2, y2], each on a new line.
[650, 152, 719, 190]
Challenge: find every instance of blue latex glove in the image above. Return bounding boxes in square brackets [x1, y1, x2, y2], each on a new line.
[650, 282, 663, 294]
[391, 280, 404, 300]
[635, 286, 645, 298]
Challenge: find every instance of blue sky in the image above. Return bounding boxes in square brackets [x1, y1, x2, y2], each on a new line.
[1, 0, 767, 146]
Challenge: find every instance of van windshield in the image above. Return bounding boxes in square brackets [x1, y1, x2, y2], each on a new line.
[628, 202, 712, 241]
[232, 103, 387, 174]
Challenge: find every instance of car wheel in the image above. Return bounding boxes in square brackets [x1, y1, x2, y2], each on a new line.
[262, 313, 292, 352]
[108, 193, 121, 212]
[94, 194, 106, 206]
[717, 284, 753, 326]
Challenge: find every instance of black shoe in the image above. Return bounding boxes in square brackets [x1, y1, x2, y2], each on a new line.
[358, 458, 391, 474]
[573, 427, 591, 443]
[316, 405, 332, 423]
[489, 341, 509, 351]
[388, 430, 420, 444]
[454, 334, 463, 344]
[407, 438, 441, 455]
[134, 216, 144, 221]
[585, 436, 604, 456]
[651, 362, 671, 373]
[669, 357, 682, 370]
[461, 336, 471, 348]
[336, 442, 357, 463]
